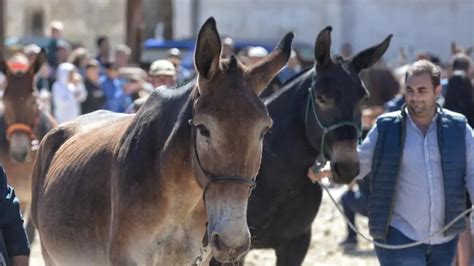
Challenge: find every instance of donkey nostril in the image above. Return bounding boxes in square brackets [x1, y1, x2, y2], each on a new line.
[212, 233, 222, 251]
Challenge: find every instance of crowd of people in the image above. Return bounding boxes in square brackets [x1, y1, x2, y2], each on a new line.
[1, 18, 474, 266]
[1, 20, 305, 126]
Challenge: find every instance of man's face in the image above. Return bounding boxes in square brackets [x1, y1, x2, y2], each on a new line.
[149, 74, 176, 88]
[404, 73, 441, 119]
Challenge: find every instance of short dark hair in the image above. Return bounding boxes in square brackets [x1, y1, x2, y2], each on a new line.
[405, 60, 441, 89]
[96, 36, 109, 47]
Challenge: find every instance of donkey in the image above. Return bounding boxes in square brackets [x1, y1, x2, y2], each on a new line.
[31, 17, 293, 265]
[0, 51, 57, 239]
[212, 27, 392, 265]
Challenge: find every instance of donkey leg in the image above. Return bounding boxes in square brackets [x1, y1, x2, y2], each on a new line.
[40, 240, 56, 266]
[275, 231, 311, 266]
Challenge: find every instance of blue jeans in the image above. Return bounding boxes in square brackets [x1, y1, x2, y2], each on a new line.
[375, 227, 458, 266]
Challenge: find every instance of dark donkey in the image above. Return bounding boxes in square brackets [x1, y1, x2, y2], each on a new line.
[212, 27, 392, 265]
[31, 18, 293, 265]
[0, 51, 57, 239]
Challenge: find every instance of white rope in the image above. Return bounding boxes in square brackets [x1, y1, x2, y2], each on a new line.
[319, 182, 474, 249]
[194, 245, 212, 266]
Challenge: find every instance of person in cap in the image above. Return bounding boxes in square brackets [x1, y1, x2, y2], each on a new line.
[247, 46, 269, 64]
[23, 44, 41, 65]
[125, 60, 177, 114]
[81, 59, 106, 114]
[148, 59, 177, 89]
[47, 21, 64, 69]
[0, 166, 30, 266]
[221, 36, 235, 59]
[114, 44, 131, 69]
[166, 48, 192, 83]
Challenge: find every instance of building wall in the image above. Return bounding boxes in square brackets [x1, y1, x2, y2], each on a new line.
[346, 0, 474, 63]
[6, 0, 126, 54]
[5, 0, 473, 63]
[173, 0, 474, 63]
[174, 0, 343, 51]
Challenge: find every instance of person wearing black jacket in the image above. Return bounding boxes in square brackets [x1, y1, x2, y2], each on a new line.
[0, 166, 29, 266]
[81, 59, 106, 114]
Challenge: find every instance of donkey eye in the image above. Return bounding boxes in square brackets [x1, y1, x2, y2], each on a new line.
[197, 125, 210, 138]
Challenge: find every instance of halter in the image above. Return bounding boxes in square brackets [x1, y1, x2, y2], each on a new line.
[5, 112, 40, 142]
[304, 84, 362, 167]
[188, 119, 257, 202]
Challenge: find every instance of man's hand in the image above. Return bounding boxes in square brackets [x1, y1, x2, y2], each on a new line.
[307, 163, 332, 183]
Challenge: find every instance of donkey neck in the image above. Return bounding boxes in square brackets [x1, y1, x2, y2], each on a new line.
[159, 91, 205, 216]
[115, 84, 206, 264]
[264, 69, 321, 164]
[116, 82, 204, 219]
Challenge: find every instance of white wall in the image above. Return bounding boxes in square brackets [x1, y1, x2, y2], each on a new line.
[6, 0, 126, 54]
[173, 0, 474, 63]
[174, 0, 344, 51]
[346, 0, 474, 64]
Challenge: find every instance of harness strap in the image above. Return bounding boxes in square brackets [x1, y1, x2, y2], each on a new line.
[5, 112, 40, 141]
[189, 118, 256, 202]
[305, 87, 362, 163]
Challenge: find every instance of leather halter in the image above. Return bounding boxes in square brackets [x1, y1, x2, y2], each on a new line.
[305, 82, 362, 165]
[188, 118, 257, 202]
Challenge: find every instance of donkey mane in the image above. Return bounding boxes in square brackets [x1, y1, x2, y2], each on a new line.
[116, 80, 196, 182]
[264, 68, 314, 106]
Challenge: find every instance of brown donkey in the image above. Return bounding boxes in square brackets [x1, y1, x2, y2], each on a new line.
[31, 17, 293, 265]
[0, 51, 57, 239]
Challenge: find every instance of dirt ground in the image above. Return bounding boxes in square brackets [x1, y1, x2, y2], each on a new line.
[29, 185, 379, 266]
[243, 186, 379, 266]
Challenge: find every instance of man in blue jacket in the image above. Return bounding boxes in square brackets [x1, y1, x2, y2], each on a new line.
[309, 59, 474, 265]
[0, 166, 30, 265]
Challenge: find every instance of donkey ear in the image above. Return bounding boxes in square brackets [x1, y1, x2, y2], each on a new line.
[247, 32, 294, 95]
[352, 34, 393, 73]
[28, 48, 47, 75]
[314, 26, 333, 69]
[194, 17, 222, 85]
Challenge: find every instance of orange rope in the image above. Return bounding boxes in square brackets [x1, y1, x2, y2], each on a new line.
[6, 123, 37, 141]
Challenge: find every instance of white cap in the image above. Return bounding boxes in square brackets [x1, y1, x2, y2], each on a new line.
[248, 46, 268, 58]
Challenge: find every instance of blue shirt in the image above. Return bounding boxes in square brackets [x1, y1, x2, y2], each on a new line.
[99, 76, 131, 113]
[357, 108, 474, 244]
